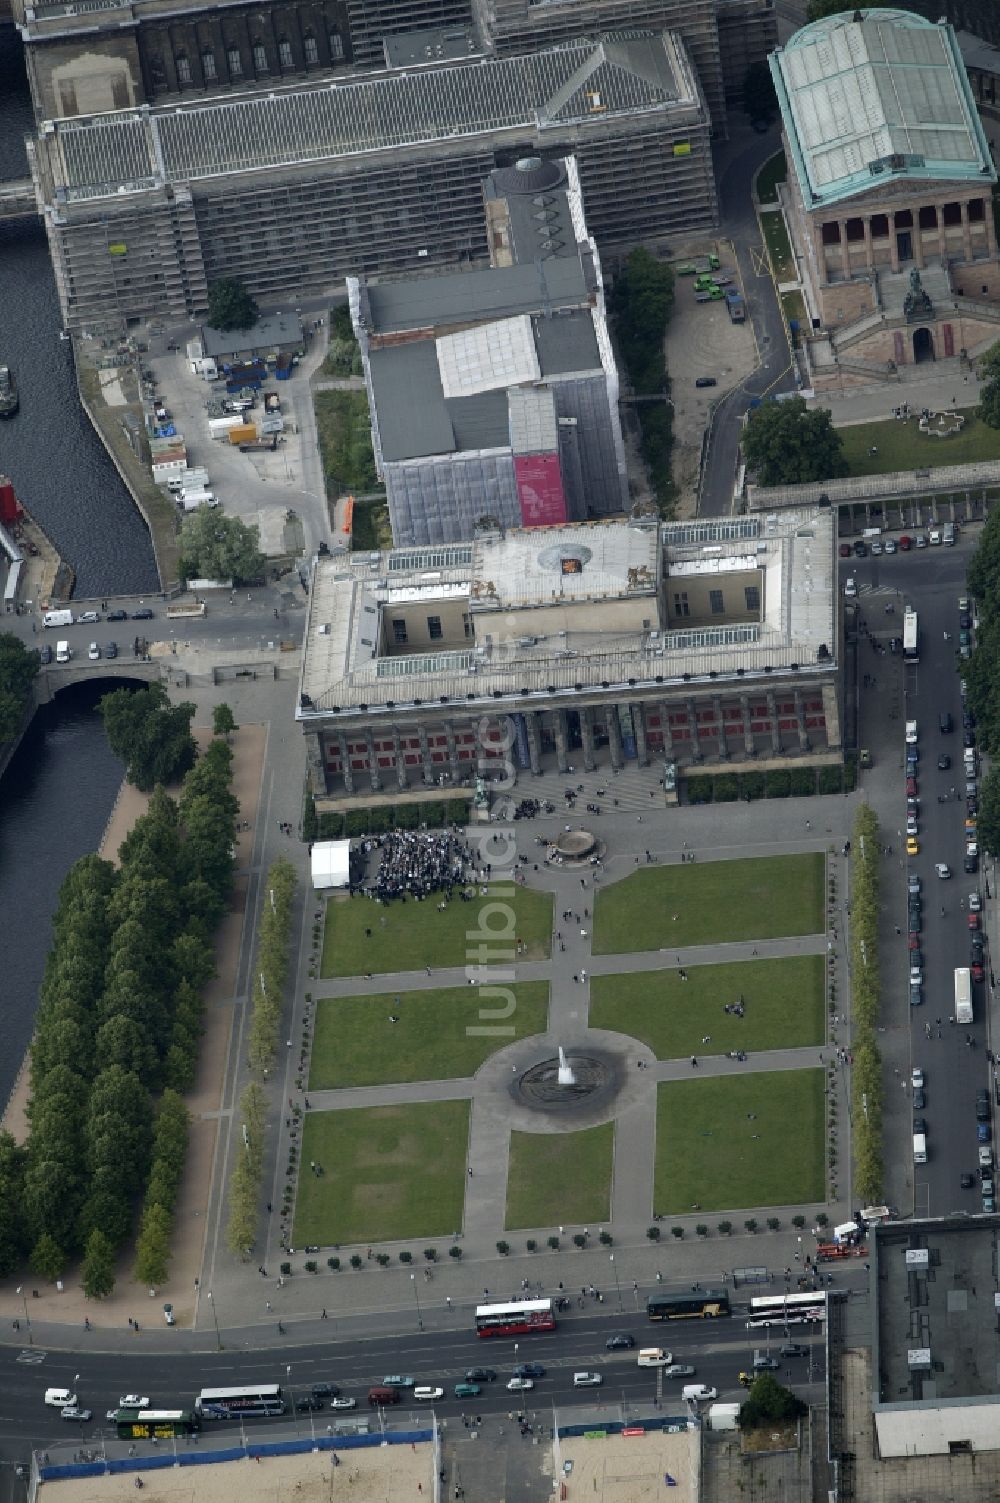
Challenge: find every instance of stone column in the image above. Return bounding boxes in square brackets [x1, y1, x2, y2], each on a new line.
[659, 701, 674, 757]
[712, 695, 728, 760]
[838, 220, 848, 278]
[960, 200, 973, 264]
[579, 707, 596, 772]
[553, 710, 569, 774]
[417, 723, 433, 785]
[607, 707, 624, 771]
[914, 213, 925, 269]
[862, 216, 874, 271]
[337, 730, 354, 795]
[304, 727, 326, 796]
[686, 697, 702, 761]
[740, 694, 754, 757]
[793, 688, 810, 752]
[889, 219, 901, 273]
[822, 682, 842, 752]
[525, 711, 542, 776]
[633, 702, 648, 766]
[765, 690, 781, 755]
[443, 721, 458, 782]
[392, 726, 408, 791]
[365, 728, 381, 792]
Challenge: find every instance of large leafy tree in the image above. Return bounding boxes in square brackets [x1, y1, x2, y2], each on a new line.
[179, 509, 266, 586]
[206, 277, 259, 332]
[81, 1227, 116, 1299]
[976, 341, 1000, 430]
[742, 397, 848, 486]
[742, 61, 777, 123]
[0, 632, 38, 742]
[100, 684, 197, 791]
[739, 1371, 808, 1428]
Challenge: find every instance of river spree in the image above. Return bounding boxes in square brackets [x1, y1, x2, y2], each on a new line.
[0, 29, 159, 599]
[0, 29, 149, 1109]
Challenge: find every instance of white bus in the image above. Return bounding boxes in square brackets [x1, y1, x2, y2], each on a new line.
[903, 608, 919, 664]
[955, 966, 973, 1024]
[746, 1292, 827, 1329]
[195, 1384, 284, 1418]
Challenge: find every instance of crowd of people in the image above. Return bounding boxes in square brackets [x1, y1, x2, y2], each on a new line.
[356, 827, 475, 902]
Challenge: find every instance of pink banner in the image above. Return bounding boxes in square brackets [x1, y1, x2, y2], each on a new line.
[514, 452, 567, 527]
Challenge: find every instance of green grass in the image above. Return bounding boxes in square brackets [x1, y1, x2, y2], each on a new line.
[654, 1071, 825, 1214]
[592, 855, 825, 954]
[838, 410, 1000, 477]
[505, 1124, 615, 1229]
[589, 955, 824, 1058]
[755, 151, 787, 205]
[780, 289, 807, 331]
[321, 886, 553, 977]
[313, 388, 379, 496]
[309, 982, 550, 1088]
[349, 497, 392, 552]
[292, 1101, 470, 1244]
[760, 209, 795, 282]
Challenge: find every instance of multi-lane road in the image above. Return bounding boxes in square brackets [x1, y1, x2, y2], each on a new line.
[850, 534, 994, 1217]
[1, 1303, 836, 1455]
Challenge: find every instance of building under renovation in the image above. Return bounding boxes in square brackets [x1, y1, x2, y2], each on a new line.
[31, 28, 716, 329]
[296, 512, 839, 797]
[349, 155, 629, 546]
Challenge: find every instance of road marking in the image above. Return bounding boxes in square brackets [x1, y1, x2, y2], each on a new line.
[750, 248, 770, 279]
[16, 1350, 45, 1364]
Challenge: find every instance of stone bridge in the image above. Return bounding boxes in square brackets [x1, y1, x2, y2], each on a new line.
[34, 659, 162, 704]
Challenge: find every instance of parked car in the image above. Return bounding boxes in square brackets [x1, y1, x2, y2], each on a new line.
[839, 542, 853, 558]
[131, 608, 154, 620]
[76, 610, 100, 624]
[909, 984, 922, 1007]
[883, 538, 897, 554]
[106, 609, 128, 622]
[913, 1088, 926, 1110]
[938, 753, 951, 770]
[39, 645, 52, 664]
[906, 836, 919, 856]
[906, 775, 917, 797]
[695, 377, 718, 388]
[912, 1068, 924, 1089]
[853, 540, 867, 557]
[969, 892, 982, 912]
[898, 535, 913, 550]
[105, 641, 118, 659]
[978, 1122, 993, 1144]
[844, 577, 857, 599]
[87, 642, 100, 660]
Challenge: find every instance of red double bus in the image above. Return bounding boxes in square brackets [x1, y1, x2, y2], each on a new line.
[475, 1299, 556, 1337]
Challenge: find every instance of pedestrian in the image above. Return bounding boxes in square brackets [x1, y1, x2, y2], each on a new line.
[321, 1308, 328, 1319]
[468, 1167, 473, 1177]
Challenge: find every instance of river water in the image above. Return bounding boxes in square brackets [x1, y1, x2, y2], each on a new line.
[0, 28, 152, 1108]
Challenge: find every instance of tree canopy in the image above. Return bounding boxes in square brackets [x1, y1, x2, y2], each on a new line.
[179, 509, 266, 586]
[206, 277, 259, 332]
[742, 62, 777, 124]
[739, 1371, 807, 1428]
[0, 632, 39, 742]
[742, 397, 848, 486]
[975, 340, 1000, 431]
[100, 683, 197, 792]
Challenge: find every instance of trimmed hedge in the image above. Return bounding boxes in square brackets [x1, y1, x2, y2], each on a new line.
[317, 799, 471, 841]
[850, 803, 883, 1203]
[682, 764, 849, 805]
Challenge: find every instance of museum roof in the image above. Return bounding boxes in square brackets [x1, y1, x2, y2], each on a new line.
[771, 8, 996, 210]
[874, 1217, 1000, 1408]
[45, 32, 694, 201]
[297, 511, 836, 718]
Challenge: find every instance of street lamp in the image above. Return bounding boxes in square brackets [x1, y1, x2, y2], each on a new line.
[14, 1286, 31, 1346]
[206, 1291, 223, 1351]
[410, 1272, 424, 1331]
[609, 1254, 623, 1313]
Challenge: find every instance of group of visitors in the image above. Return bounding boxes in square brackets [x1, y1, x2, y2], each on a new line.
[356, 827, 475, 902]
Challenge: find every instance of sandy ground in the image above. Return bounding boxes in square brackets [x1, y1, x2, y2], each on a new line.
[38, 1442, 435, 1503]
[557, 1429, 698, 1503]
[0, 721, 267, 1328]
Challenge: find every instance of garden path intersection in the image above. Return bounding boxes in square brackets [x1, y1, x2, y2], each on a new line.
[253, 780, 859, 1329]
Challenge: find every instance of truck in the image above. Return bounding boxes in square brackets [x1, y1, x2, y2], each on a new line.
[228, 423, 258, 445]
[725, 288, 746, 323]
[707, 1402, 740, 1431]
[677, 253, 720, 276]
[208, 415, 245, 439]
[913, 1131, 927, 1165]
[955, 966, 973, 1024]
[167, 469, 209, 495]
[180, 490, 218, 510]
[43, 608, 74, 628]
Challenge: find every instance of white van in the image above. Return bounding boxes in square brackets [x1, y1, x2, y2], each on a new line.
[913, 1131, 927, 1164]
[637, 1348, 672, 1367]
[180, 490, 218, 510]
[43, 608, 74, 629]
[905, 720, 918, 745]
[55, 641, 71, 663]
[942, 523, 955, 546]
[682, 1384, 718, 1402]
[45, 1387, 77, 1408]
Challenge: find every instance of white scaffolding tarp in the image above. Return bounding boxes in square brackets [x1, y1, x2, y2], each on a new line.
[311, 839, 351, 890]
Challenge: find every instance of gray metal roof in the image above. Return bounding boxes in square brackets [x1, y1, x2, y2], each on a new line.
[49, 32, 686, 199]
[772, 8, 996, 209]
[368, 342, 453, 462]
[201, 311, 302, 358]
[364, 258, 590, 333]
[447, 390, 511, 451]
[509, 386, 559, 455]
[533, 312, 600, 377]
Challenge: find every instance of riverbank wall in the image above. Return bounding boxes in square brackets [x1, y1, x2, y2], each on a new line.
[72, 343, 181, 592]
